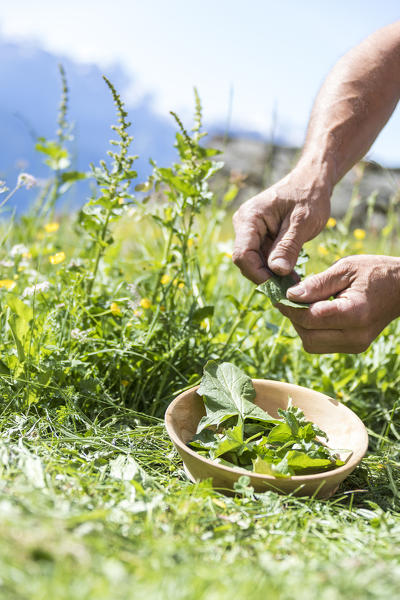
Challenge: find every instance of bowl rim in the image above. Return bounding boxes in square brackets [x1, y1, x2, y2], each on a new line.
[165, 379, 369, 483]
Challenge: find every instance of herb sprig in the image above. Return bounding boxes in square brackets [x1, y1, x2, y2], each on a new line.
[189, 362, 350, 478]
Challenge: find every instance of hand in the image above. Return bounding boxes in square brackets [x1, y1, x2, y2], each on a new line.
[232, 163, 332, 283]
[278, 255, 400, 354]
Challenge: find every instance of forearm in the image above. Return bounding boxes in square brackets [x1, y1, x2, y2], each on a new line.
[298, 21, 400, 186]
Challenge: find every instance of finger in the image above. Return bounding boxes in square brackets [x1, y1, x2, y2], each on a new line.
[267, 214, 307, 276]
[232, 211, 269, 283]
[292, 323, 371, 354]
[287, 262, 352, 303]
[233, 248, 272, 284]
[277, 296, 357, 330]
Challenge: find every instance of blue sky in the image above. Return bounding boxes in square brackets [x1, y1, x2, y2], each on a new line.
[1, 1, 400, 164]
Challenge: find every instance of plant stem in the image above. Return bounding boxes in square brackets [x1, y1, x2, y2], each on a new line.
[220, 287, 257, 360]
[88, 207, 112, 296]
[151, 226, 174, 303]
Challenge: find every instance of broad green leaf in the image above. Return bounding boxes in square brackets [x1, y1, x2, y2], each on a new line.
[196, 361, 276, 432]
[268, 422, 293, 444]
[189, 428, 219, 451]
[213, 424, 244, 458]
[253, 456, 275, 475]
[7, 296, 33, 324]
[285, 450, 334, 472]
[257, 274, 309, 309]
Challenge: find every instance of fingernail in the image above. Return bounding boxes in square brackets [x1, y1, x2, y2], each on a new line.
[288, 284, 305, 298]
[269, 257, 290, 273]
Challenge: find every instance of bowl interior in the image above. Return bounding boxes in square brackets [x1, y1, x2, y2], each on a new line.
[166, 379, 368, 469]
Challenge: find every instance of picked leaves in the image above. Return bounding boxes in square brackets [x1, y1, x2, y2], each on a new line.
[257, 273, 309, 309]
[189, 362, 350, 478]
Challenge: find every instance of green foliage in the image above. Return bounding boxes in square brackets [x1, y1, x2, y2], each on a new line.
[191, 364, 345, 476]
[257, 251, 310, 308]
[1, 71, 400, 598]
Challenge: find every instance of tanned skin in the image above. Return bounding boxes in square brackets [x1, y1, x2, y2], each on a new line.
[232, 21, 400, 354]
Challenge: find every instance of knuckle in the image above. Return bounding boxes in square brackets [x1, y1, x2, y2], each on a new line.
[232, 248, 246, 266]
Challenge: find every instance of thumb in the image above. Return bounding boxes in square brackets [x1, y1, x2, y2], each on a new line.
[287, 262, 351, 303]
[267, 217, 306, 275]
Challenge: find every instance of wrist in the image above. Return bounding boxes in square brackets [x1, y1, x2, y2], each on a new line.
[295, 147, 337, 190]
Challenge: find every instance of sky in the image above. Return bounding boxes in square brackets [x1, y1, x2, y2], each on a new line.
[1, 0, 400, 165]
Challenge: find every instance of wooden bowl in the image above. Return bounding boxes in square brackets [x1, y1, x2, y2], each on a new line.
[165, 380, 368, 499]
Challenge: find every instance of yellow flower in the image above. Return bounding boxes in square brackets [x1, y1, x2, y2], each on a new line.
[353, 228, 366, 240]
[110, 302, 122, 316]
[22, 252, 32, 259]
[140, 298, 152, 309]
[0, 279, 16, 290]
[326, 217, 336, 228]
[317, 245, 329, 257]
[160, 305, 166, 312]
[49, 251, 66, 265]
[224, 252, 232, 259]
[44, 222, 59, 233]
[161, 274, 171, 285]
[118, 198, 124, 205]
[133, 309, 141, 317]
[121, 380, 130, 387]
[178, 282, 185, 289]
[187, 238, 194, 248]
[334, 254, 342, 261]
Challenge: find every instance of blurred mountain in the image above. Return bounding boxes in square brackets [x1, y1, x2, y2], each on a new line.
[0, 37, 177, 211]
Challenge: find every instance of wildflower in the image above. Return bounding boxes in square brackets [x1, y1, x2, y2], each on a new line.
[44, 222, 59, 233]
[118, 198, 124, 205]
[17, 173, 37, 190]
[0, 279, 15, 290]
[317, 245, 329, 256]
[110, 302, 122, 316]
[0, 259, 13, 268]
[71, 328, 90, 341]
[49, 251, 66, 265]
[22, 282, 50, 298]
[187, 238, 194, 248]
[121, 380, 130, 387]
[178, 282, 185, 289]
[133, 309, 141, 317]
[140, 298, 151, 309]
[326, 217, 337, 228]
[22, 252, 32, 260]
[353, 228, 366, 240]
[10, 244, 29, 257]
[217, 241, 233, 257]
[161, 274, 171, 285]
[160, 305, 166, 312]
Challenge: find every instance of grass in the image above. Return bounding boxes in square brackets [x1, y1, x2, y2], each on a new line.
[1, 73, 400, 598]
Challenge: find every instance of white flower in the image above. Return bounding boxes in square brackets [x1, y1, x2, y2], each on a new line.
[71, 328, 90, 341]
[217, 241, 233, 254]
[17, 173, 37, 190]
[10, 244, 29, 257]
[0, 259, 13, 268]
[22, 281, 50, 297]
